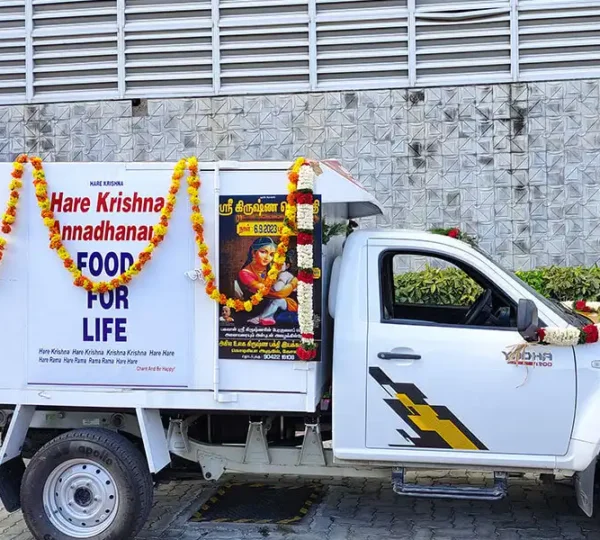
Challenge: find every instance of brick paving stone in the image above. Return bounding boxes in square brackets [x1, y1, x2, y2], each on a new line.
[2, 472, 600, 539]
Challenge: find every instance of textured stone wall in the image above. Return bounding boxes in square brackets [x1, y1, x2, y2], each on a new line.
[1, 79, 599, 270]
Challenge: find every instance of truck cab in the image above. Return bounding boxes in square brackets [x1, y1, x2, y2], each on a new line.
[331, 229, 600, 508]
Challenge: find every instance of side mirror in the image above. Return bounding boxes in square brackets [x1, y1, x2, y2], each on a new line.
[517, 299, 539, 342]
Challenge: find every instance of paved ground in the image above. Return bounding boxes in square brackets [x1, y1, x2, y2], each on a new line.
[2, 471, 600, 539]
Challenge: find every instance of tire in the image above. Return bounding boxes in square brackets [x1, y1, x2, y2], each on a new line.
[20, 428, 154, 540]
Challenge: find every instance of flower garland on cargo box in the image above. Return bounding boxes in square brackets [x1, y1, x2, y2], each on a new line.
[34, 156, 184, 292]
[0, 154, 28, 265]
[295, 160, 318, 360]
[4, 155, 320, 360]
[186, 156, 319, 360]
[186, 156, 298, 313]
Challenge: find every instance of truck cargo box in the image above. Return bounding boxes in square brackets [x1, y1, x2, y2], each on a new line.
[0, 160, 381, 413]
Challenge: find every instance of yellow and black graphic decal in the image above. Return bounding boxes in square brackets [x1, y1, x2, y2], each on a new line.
[369, 367, 487, 451]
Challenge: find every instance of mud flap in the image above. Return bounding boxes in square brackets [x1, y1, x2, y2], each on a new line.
[575, 459, 596, 518]
[0, 457, 25, 512]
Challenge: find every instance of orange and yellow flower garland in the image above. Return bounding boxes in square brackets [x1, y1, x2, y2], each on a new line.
[186, 156, 301, 312]
[0, 154, 28, 264]
[34, 157, 185, 293]
[2, 155, 318, 360]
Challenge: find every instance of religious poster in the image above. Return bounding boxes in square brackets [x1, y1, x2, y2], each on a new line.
[218, 195, 322, 361]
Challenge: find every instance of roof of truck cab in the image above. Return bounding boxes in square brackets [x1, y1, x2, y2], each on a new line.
[346, 229, 482, 251]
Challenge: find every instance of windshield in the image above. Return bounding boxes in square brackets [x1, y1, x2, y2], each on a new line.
[471, 246, 591, 327]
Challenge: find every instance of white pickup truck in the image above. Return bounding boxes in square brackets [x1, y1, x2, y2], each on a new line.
[1, 160, 599, 540]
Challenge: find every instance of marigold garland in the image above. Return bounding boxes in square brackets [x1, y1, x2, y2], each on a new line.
[0, 154, 28, 265]
[186, 156, 300, 313]
[34, 157, 185, 293]
[4, 154, 320, 361]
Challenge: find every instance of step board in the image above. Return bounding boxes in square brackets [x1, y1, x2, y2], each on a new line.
[392, 470, 508, 501]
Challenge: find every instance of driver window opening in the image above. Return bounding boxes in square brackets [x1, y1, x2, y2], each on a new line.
[381, 252, 518, 329]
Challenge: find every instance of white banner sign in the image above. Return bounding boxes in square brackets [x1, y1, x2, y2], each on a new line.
[25, 164, 194, 388]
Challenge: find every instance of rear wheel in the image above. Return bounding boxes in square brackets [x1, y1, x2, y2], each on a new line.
[21, 428, 153, 540]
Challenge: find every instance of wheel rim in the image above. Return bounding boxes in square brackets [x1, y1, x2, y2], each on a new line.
[42, 459, 119, 538]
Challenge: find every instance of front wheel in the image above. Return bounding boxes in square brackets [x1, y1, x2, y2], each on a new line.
[21, 428, 154, 540]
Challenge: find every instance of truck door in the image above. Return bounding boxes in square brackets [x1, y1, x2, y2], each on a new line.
[366, 243, 576, 457]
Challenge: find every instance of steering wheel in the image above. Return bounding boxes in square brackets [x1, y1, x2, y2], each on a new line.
[463, 288, 493, 326]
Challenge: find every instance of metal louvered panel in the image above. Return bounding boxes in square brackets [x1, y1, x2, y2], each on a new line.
[124, 0, 213, 97]
[415, 1, 512, 85]
[219, 0, 310, 92]
[316, 0, 409, 90]
[1, 0, 600, 105]
[519, 0, 600, 81]
[31, 0, 118, 99]
[0, 1, 26, 103]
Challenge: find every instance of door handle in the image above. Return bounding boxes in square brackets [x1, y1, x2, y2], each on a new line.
[378, 352, 421, 360]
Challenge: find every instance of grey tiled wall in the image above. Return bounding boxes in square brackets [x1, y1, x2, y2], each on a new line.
[1, 79, 599, 270]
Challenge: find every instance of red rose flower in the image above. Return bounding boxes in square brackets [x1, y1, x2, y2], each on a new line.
[296, 347, 312, 361]
[582, 324, 599, 344]
[297, 232, 313, 246]
[298, 270, 314, 283]
[296, 192, 314, 205]
[537, 328, 546, 342]
[448, 228, 460, 238]
[575, 300, 592, 312]
[297, 346, 317, 361]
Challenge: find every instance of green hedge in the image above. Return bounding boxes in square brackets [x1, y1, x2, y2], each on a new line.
[394, 267, 482, 306]
[394, 265, 600, 305]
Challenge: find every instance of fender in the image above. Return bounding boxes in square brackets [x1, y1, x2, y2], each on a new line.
[567, 343, 600, 457]
[560, 343, 600, 517]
